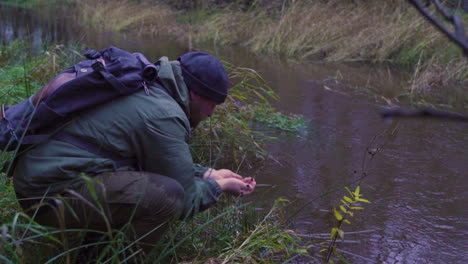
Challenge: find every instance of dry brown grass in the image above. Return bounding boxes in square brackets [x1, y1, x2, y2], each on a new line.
[77, 0, 181, 36]
[76, 0, 466, 108]
[192, 0, 466, 106]
[195, 1, 446, 61]
[409, 55, 467, 109]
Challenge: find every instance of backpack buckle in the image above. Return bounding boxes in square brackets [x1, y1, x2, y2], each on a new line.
[91, 61, 105, 72]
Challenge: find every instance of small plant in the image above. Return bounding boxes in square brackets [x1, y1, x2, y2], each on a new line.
[251, 104, 308, 133]
[321, 185, 371, 264]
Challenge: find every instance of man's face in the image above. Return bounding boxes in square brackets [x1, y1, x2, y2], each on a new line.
[189, 90, 218, 128]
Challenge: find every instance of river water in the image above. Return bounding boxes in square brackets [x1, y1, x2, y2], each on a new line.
[1, 5, 467, 264]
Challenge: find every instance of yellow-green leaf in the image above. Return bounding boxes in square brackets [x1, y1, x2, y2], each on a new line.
[334, 209, 343, 221]
[354, 186, 361, 197]
[344, 186, 353, 196]
[276, 197, 290, 203]
[344, 196, 354, 203]
[347, 211, 354, 217]
[320, 248, 327, 252]
[340, 199, 348, 205]
[340, 205, 347, 213]
[344, 219, 351, 224]
[357, 198, 371, 203]
[351, 206, 364, 210]
[329, 260, 334, 264]
[330, 227, 338, 239]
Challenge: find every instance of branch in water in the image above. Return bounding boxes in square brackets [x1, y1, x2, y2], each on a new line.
[380, 107, 468, 122]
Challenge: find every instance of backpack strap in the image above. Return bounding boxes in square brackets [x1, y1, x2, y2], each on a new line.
[1, 104, 5, 120]
[51, 132, 139, 170]
[91, 61, 128, 95]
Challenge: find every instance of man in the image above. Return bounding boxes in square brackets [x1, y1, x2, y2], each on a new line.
[12, 51, 256, 250]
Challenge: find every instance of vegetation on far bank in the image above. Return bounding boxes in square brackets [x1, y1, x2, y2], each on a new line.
[73, 0, 467, 110]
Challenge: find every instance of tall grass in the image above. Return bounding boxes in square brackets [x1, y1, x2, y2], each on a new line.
[77, 0, 180, 36]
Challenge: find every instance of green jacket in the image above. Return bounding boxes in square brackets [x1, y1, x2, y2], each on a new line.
[13, 57, 222, 218]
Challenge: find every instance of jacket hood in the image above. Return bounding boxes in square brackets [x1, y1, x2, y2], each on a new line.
[156, 56, 190, 118]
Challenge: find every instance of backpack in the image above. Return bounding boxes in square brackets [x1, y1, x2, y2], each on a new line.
[0, 46, 157, 153]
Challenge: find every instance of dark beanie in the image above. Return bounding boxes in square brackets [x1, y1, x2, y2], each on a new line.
[178, 51, 229, 104]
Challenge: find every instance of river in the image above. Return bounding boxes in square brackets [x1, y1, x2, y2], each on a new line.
[1, 4, 467, 263]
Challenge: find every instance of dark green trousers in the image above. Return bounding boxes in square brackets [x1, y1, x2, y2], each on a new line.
[18, 171, 184, 250]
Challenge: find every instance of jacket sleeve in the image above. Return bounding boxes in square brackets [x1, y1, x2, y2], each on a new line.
[193, 164, 210, 178]
[134, 115, 222, 219]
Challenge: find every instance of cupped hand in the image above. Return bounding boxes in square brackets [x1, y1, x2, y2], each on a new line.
[216, 177, 256, 196]
[203, 169, 243, 181]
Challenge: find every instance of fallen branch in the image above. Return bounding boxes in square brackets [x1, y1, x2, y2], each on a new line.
[380, 107, 468, 122]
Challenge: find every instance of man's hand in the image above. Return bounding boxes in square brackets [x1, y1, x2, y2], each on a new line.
[203, 169, 243, 181]
[216, 177, 256, 196]
[204, 169, 256, 196]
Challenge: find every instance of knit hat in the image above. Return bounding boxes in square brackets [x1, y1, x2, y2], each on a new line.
[178, 51, 229, 104]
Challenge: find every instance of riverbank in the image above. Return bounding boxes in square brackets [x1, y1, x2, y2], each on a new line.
[73, 0, 467, 111]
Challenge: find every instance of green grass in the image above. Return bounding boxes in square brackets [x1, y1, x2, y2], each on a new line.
[0, 0, 64, 8]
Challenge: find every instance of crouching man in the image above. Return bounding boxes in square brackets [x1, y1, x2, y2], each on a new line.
[12, 51, 256, 252]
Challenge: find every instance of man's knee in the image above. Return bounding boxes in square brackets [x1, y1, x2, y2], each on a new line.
[144, 173, 185, 218]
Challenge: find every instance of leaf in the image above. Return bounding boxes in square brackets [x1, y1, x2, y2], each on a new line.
[340, 206, 347, 213]
[347, 211, 354, 217]
[344, 219, 351, 224]
[337, 229, 344, 239]
[276, 197, 290, 203]
[354, 186, 361, 197]
[329, 260, 334, 264]
[350, 206, 364, 210]
[340, 199, 348, 205]
[357, 198, 371, 203]
[344, 186, 353, 197]
[320, 248, 328, 252]
[330, 227, 338, 239]
[344, 196, 354, 204]
[334, 209, 343, 221]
